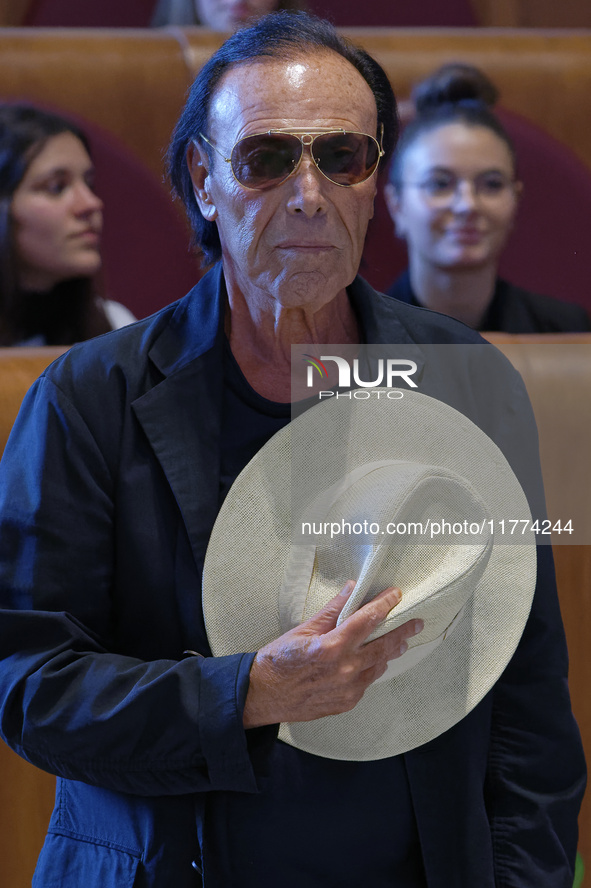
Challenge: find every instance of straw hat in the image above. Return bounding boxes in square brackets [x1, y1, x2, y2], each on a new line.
[202, 389, 536, 760]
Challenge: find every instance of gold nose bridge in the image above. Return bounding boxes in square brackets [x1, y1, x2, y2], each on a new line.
[289, 134, 325, 180]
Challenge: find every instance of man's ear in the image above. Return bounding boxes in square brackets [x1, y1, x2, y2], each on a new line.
[383, 182, 406, 238]
[187, 141, 218, 221]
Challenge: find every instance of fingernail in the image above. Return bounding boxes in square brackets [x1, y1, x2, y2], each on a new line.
[413, 620, 423, 635]
[387, 586, 402, 603]
[399, 641, 408, 655]
[340, 580, 355, 597]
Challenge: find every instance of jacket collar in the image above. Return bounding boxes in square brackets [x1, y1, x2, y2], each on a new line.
[347, 274, 418, 346]
[347, 276, 428, 385]
[146, 263, 225, 377]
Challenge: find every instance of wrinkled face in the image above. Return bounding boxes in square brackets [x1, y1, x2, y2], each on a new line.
[188, 52, 379, 312]
[11, 132, 103, 292]
[385, 122, 520, 273]
[195, 0, 278, 30]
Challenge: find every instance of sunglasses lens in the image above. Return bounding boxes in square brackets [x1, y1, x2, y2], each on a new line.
[230, 132, 381, 189]
[231, 133, 301, 190]
[313, 133, 380, 185]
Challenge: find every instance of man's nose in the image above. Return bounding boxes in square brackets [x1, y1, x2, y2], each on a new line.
[286, 154, 328, 218]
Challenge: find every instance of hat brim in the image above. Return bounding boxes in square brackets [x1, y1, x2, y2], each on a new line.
[202, 390, 536, 760]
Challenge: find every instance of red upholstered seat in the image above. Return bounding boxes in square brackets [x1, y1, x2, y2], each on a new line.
[24, 0, 157, 26]
[88, 121, 201, 319]
[497, 109, 591, 310]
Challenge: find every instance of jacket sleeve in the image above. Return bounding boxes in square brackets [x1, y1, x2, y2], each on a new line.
[0, 374, 273, 797]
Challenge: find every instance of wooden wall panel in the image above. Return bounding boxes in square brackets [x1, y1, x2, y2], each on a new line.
[472, 0, 591, 27]
[0, 743, 55, 888]
[0, 0, 31, 25]
[0, 28, 191, 178]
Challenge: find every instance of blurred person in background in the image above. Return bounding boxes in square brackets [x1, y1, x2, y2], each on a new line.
[0, 104, 135, 346]
[384, 64, 591, 332]
[151, 0, 305, 29]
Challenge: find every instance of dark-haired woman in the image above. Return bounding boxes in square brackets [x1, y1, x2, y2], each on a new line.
[384, 64, 591, 332]
[0, 104, 135, 346]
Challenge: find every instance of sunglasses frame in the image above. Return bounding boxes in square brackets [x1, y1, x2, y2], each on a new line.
[197, 125, 385, 190]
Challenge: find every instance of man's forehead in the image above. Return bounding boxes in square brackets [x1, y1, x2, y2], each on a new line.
[207, 51, 378, 134]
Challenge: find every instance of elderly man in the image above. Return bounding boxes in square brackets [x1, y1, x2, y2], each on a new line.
[0, 12, 584, 888]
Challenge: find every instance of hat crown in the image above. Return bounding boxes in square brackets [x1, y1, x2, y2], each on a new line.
[280, 461, 493, 678]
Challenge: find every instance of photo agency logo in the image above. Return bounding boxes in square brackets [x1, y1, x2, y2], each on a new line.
[303, 353, 418, 399]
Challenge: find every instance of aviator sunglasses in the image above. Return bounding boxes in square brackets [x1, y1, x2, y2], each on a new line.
[198, 126, 384, 190]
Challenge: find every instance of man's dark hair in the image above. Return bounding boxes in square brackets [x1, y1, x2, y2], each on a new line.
[167, 11, 399, 265]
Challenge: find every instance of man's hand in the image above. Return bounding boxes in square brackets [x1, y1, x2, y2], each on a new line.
[243, 582, 423, 728]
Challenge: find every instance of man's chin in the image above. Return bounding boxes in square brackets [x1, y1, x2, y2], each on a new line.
[272, 270, 337, 309]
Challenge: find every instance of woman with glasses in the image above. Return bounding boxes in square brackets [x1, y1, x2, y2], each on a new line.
[0, 104, 135, 346]
[384, 64, 591, 332]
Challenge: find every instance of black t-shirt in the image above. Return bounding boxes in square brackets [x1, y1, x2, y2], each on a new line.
[216, 338, 427, 887]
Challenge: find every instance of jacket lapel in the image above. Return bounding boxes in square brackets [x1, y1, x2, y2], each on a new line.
[131, 266, 226, 569]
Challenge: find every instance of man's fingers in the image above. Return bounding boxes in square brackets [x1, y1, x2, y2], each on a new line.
[383, 618, 424, 659]
[355, 616, 424, 687]
[246, 586, 424, 726]
[334, 585, 403, 645]
[299, 580, 355, 634]
[295, 583, 424, 671]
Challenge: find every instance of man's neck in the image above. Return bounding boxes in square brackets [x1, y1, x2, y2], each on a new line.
[225, 283, 359, 403]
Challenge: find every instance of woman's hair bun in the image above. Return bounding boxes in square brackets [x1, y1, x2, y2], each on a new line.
[412, 63, 499, 115]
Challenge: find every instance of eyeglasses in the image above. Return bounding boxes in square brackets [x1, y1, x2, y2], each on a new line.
[401, 170, 517, 205]
[198, 126, 384, 191]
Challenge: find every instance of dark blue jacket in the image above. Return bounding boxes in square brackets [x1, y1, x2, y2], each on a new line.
[0, 266, 585, 886]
